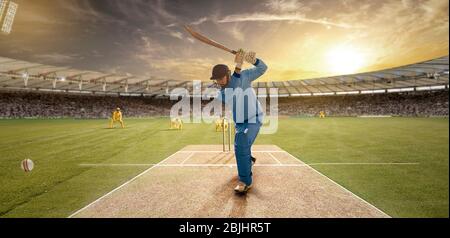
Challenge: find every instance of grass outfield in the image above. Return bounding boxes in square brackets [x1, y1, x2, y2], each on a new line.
[0, 117, 448, 218]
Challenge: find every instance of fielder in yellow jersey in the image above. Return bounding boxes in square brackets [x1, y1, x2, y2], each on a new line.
[109, 108, 125, 128]
[319, 111, 326, 118]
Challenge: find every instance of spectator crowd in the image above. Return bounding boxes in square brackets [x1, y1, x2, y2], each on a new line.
[277, 90, 449, 117]
[0, 89, 448, 119]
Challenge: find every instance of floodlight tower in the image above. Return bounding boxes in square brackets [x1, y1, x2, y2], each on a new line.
[0, 0, 18, 35]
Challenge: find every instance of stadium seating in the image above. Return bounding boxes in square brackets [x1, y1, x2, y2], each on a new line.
[0, 90, 447, 118]
[277, 90, 449, 117]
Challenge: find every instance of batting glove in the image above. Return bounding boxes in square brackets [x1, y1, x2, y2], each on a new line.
[245, 51, 257, 65]
[234, 48, 245, 68]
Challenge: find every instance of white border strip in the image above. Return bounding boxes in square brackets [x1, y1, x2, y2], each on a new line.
[68, 150, 182, 218]
[282, 150, 392, 218]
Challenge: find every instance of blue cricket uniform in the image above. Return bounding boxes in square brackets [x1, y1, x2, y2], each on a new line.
[217, 59, 268, 186]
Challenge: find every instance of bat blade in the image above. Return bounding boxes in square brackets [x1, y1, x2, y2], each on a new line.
[184, 25, 237, 55]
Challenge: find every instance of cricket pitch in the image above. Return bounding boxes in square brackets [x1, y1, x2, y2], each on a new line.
[70, 145, 389, 218]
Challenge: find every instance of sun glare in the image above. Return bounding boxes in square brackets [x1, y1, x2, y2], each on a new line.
[327, 46, 365, 75]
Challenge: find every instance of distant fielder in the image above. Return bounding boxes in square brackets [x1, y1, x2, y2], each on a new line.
[170, 117, 183, 130]
[110, 108, 125, 129]
[211, 49, 268, 194]
[320, 111, 326, 118]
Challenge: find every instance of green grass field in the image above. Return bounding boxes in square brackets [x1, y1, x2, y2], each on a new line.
[0, 117, 448, 218]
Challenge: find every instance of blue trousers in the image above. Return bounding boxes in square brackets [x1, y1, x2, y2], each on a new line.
[234, 122, 261, 186]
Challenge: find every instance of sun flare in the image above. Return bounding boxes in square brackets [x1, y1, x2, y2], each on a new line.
[327, 46, 365, 75]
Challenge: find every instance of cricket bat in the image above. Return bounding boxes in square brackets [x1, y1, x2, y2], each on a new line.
[184, 25, 237, 55]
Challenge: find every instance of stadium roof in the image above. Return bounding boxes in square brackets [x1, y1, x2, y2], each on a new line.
[0, 55, 448, 97]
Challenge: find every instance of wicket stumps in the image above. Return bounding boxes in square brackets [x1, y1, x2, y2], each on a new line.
[222, 117, 232, 152]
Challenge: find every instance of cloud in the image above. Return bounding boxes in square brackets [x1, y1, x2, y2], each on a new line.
[91, 50, 103, 58]
[167, 17, 209, 28]
[191, 17, 209, 25]
[334, 0, 449, 68]
[34, 53, 83, 64]
[268, 67, 322, 81]
[60, 0, 181, 40]
[3, 0, 448, 83]
[264, 0, 308, 12]
[19, 11, 71, 26]
[141, 58, 217, 81]
[169, 31, 184, 40]
[107, 0, 177, 23]
[218, 13, 365, 29]
[187, 37, 195, 43]
[227, 24, 245, 41]
[57, 0, 127, 26]
[137, 35, 166, 56]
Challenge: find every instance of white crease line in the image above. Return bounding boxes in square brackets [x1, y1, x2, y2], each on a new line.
[267, 152, 282, 165]
[180, 152, 195, 165]
[68, 150, 182, 218]
[79, 164, 159, 167]
[308, 163, 420, 166]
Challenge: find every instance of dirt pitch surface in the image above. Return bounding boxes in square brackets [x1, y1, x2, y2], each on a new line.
[70, 145, 389, 218]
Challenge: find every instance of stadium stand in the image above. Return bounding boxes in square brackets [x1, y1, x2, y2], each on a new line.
[0, 55, 448, 118]
[0, 56, 448, 97]
[0, 90, 174, 118]
[0, 89, 447, 118]
[277, 90, 448, 117]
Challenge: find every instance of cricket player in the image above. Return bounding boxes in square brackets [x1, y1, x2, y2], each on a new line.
[319, 111, 326, 118]
[110, 108, 125, 129]
[211, 49, 268, 194]
[171, 117, 183, 130]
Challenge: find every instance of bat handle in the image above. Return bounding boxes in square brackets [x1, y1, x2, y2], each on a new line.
[231, 50, 238, 55]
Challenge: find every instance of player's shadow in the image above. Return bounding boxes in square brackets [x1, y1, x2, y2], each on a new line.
[195, 175, 264, 218]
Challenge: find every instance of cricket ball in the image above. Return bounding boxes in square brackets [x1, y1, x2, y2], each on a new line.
[21, 159, 34, 172]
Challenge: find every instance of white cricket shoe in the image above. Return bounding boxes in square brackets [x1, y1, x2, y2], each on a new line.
[234, 181, 253, 194]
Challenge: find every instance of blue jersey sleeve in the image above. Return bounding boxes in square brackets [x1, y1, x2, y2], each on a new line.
[241, 59, 268, 84]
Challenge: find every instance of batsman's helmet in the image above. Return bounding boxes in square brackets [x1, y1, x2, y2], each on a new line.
[210, 64, 230, 80]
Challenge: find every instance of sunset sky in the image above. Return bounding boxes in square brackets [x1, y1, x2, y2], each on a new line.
[0, 0, 448, 82]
